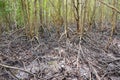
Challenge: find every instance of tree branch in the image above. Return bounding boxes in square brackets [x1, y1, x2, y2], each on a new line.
[97, 0, 120, 14]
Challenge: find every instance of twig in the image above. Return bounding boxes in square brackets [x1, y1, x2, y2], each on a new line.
[107, 58, 120, 63]
[101, 73, 107, 80]
[8, 27, 25, 37]
[0, 63, 34, 75]
[88, 60, 104, 80]
[90, 64, 101, 80]
[5, 68, 19, 80]
[58, 32, 66, 42]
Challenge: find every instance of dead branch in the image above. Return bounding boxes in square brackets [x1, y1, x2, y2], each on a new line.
[0, 63, 34, 75]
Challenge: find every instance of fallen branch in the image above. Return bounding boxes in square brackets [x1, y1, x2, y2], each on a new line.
[0, 63, 34, 75]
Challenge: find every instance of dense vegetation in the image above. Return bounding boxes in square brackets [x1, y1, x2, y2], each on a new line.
[0, 0, 120, 38]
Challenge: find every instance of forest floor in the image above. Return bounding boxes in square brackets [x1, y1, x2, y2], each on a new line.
[0, 22, 120, 80]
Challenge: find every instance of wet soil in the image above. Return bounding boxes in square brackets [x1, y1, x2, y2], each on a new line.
[0, 23, 120, 80]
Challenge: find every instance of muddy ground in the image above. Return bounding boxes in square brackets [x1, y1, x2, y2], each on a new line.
[0, 23, 120, 80]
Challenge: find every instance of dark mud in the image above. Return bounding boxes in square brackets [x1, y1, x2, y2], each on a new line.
[0, 23, 120, 80]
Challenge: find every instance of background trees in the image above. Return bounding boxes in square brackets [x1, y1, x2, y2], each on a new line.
[0, 0, 119, 39]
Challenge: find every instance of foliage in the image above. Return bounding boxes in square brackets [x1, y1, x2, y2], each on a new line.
[0, 0, 119, 38]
